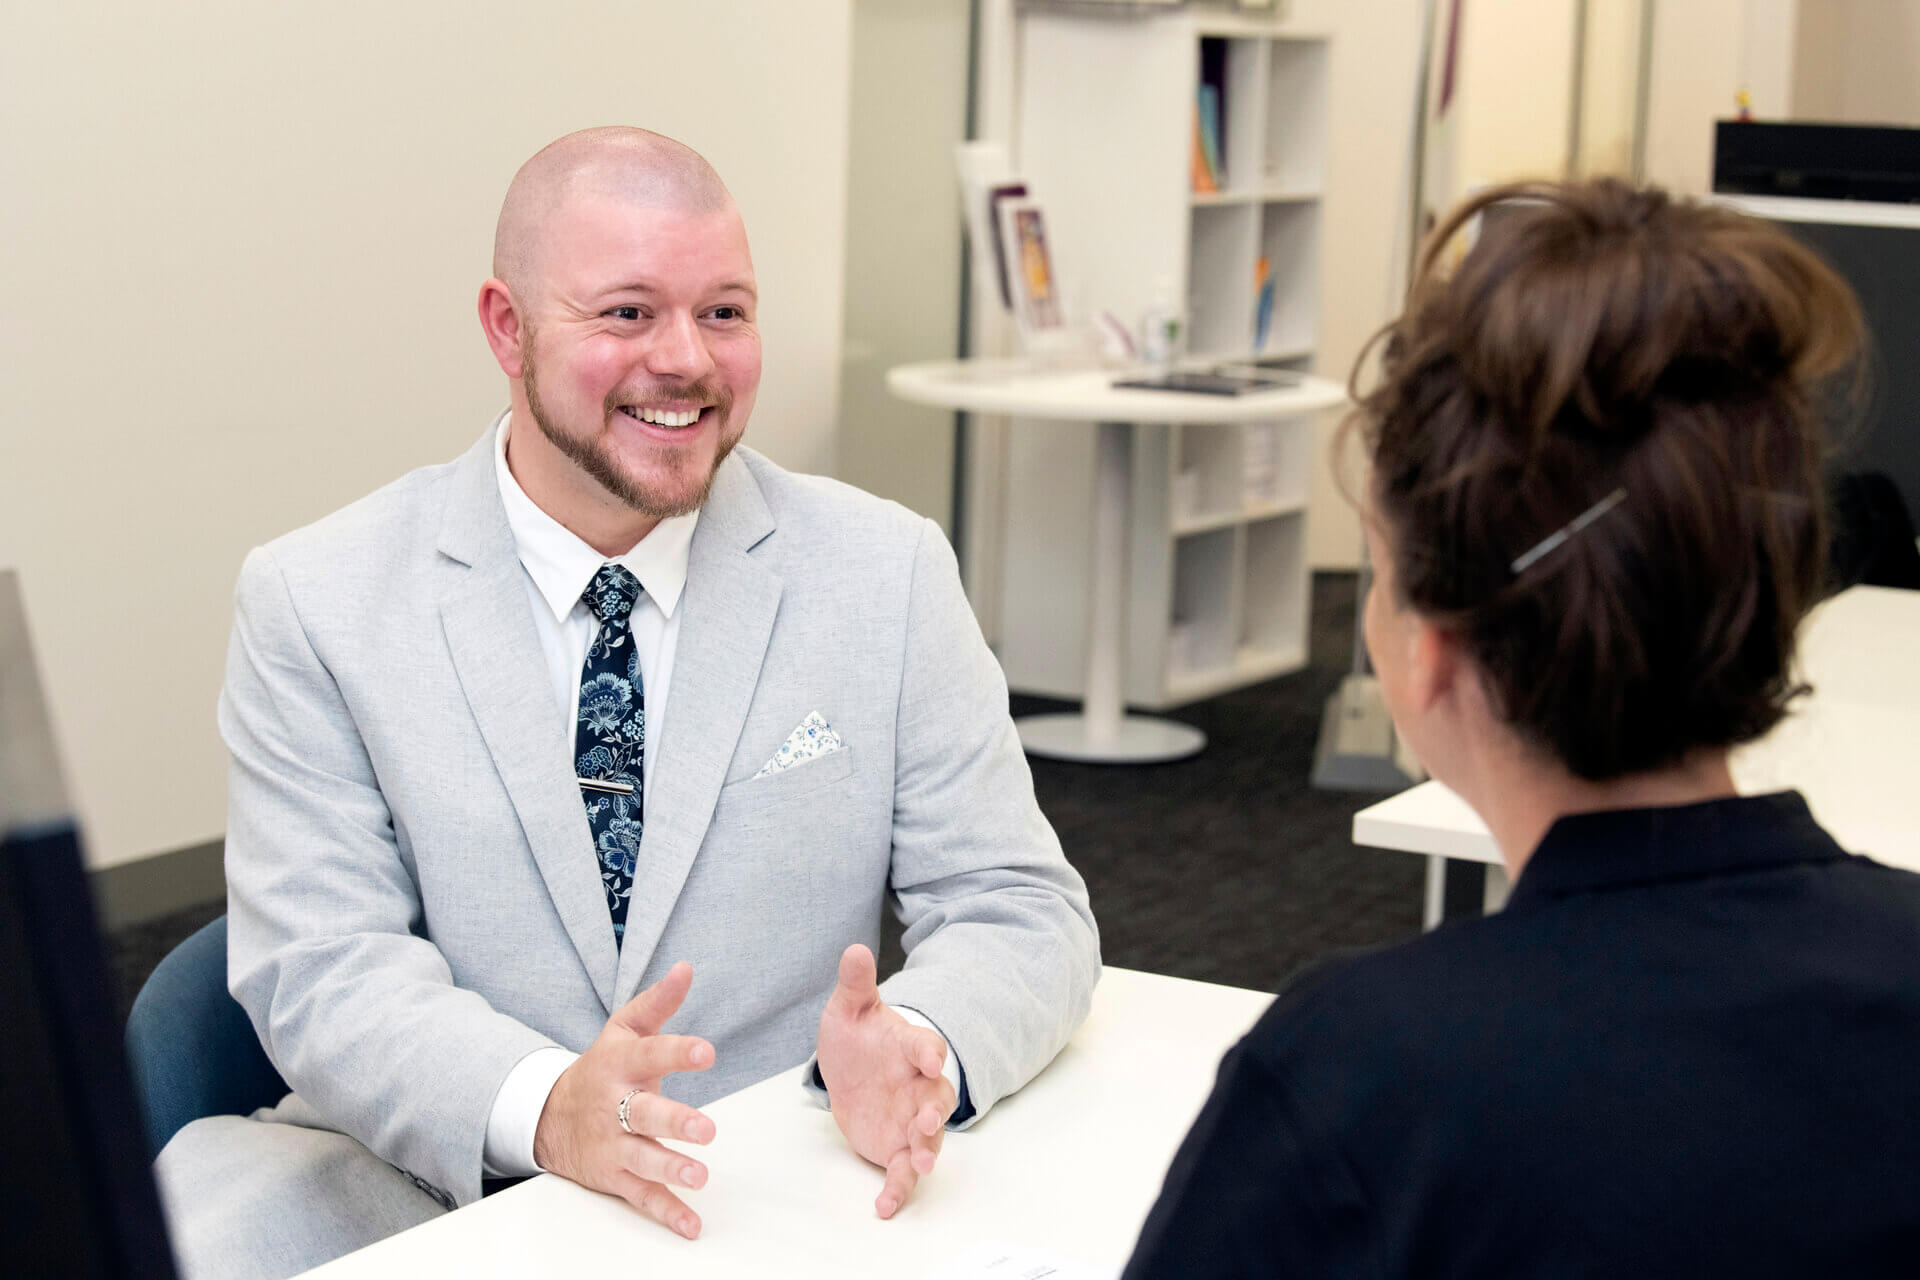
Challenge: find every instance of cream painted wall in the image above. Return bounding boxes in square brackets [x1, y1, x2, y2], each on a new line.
[1644, 0, 1754, 193]
[1286, 0, 1428, 570]
[0, 1, 854, 868]
[1298, 0, 1584, 567]
[1742, 0, 1801, 119]
[1455, 0, 1579, 186]
[1575, 0, 1647, 179]
[1794, 0, 1920, 125]
[836, 0, 971, 536]
[1794, 0, 1849, 117]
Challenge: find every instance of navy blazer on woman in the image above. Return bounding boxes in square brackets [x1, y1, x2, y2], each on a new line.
[1125, 792, 1920, 1277]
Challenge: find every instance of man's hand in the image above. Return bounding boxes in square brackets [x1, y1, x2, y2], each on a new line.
[533, 961, 717, 1240]
[815, 944, 957, 1219]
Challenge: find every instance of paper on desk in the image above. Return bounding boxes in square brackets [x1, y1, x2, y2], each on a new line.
[920, 1240, 1119, 1280]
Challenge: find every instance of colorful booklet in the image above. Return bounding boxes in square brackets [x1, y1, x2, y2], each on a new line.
[986, 181, 1029, 310]
[996, 198, 1064, 333]
[1198, 84, 1225, 189]
[1253, 255, 1275, 353]
[1191, 105, 1219, 195]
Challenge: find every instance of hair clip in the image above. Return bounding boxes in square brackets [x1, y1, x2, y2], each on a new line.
[1510, 487, 1627, 575]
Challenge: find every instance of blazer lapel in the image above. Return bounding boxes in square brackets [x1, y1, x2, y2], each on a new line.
[613, 452, 780, 1003]
[436, 427, 618, 1013]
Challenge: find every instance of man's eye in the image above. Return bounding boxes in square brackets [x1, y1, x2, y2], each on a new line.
[607, 306, 642, 321]
[709, 306, 744, 322]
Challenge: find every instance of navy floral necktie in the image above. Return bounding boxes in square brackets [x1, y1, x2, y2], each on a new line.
[575, 564, 645, 946]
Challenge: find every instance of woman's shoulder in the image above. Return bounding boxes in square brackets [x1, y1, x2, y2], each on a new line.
[1241, 914, 1551, 1084]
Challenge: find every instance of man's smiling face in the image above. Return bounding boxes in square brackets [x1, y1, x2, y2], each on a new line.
[519, 193, 761, 519]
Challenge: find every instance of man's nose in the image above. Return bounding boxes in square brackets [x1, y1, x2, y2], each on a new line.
[645, 311, 715, 383]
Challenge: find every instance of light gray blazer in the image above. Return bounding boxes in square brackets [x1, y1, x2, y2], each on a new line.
[219, 428, 1099, 1206]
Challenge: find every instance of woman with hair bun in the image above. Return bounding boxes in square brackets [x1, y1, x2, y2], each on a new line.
[1123, 180, 1920, 1277]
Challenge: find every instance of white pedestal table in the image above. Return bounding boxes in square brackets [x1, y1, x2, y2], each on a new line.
[886, 358, 1345, 764]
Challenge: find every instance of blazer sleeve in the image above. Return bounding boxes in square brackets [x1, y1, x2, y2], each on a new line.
[870, 518, 1101, 1122]
[219, 547, 558, 1207]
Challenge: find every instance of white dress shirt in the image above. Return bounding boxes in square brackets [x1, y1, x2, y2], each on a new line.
[480, 415, 958, 1179]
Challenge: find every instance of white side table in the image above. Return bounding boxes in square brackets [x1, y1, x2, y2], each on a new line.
[1351, 587, 1920, 927]
[887, 359, 1346, 763]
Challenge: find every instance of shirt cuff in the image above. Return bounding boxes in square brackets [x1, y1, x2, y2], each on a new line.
[483, 1045, 578, 1178]
[892, 1005, 967, 1114]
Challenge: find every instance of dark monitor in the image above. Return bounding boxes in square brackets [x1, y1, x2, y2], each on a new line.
[1773, 214, 1920, 532]
[1714, 121, 1920, 204]
[1, 569, 177, 1278]
[1713, 123, 1920, 532]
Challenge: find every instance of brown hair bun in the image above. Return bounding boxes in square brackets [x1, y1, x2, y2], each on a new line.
[1352, 178, 1864, 780]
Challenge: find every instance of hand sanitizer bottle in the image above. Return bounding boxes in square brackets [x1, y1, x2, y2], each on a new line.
[1140, 276, 1181, 372]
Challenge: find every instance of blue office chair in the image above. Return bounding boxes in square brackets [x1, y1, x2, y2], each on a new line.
[126, 913, 288, 1159]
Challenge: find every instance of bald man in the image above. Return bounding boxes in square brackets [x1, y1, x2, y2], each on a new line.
[153, 127, 1099, 1278]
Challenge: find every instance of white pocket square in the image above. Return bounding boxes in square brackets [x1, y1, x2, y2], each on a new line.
[753, 711, 845, 779]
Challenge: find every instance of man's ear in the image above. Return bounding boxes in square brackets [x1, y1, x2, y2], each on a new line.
[477, 279, 526, 379]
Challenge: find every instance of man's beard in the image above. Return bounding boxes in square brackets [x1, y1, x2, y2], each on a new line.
[523, 354, 739, 519]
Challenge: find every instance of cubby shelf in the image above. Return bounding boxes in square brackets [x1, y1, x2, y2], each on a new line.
[1190, 185, 1323, 208]
[1171, 504, 1304, 537]
[1167, 644, 1309, 705]
[997, 7, 1332, 709]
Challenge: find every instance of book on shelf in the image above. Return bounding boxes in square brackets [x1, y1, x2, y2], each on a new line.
[1192, 36, 1231, 194]
[1199, 38, 1230, 155]
[1197, 84, 1225, 191]
[1190, 104, 1218, 195]
[1253, 255, 1275, 352]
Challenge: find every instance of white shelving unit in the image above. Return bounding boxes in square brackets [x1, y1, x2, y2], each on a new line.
[999, 6, 1333, 709]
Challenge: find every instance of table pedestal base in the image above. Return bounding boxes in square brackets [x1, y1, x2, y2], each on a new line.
[1015, 712, 1207, 764]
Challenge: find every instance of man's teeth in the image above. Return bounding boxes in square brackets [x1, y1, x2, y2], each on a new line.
[626, 406, 703, 428]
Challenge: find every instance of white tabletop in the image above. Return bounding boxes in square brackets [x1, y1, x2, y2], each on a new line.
[886, 358, 1346, 423]
[302, 967, 1272, 1279]
[1352, 586, 1920, 873]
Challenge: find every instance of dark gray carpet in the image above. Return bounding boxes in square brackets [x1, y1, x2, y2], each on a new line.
[112, 572, 1423, 1020]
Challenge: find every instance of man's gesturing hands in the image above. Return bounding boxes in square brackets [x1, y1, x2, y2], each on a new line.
[815, 944, 958, 1220]
[533, 961, 717, 1239]
[531, 949, 950, 1235]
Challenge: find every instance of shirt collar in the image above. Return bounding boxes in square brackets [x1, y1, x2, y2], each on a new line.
[493, 412, 697, 626]
[1508, 790, 1849, 905]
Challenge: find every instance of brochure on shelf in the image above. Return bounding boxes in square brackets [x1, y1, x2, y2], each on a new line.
[956, 142, 1021, 318]
[998, 197, 1066, 338]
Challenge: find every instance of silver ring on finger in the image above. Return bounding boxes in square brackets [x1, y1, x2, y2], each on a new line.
[618, 1088, 645, 1136]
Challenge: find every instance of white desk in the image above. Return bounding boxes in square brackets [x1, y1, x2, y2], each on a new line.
[887, 358, 1345, 764]
[1352, 587, 1920, 927]
[303, 967, 1271, 1279]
